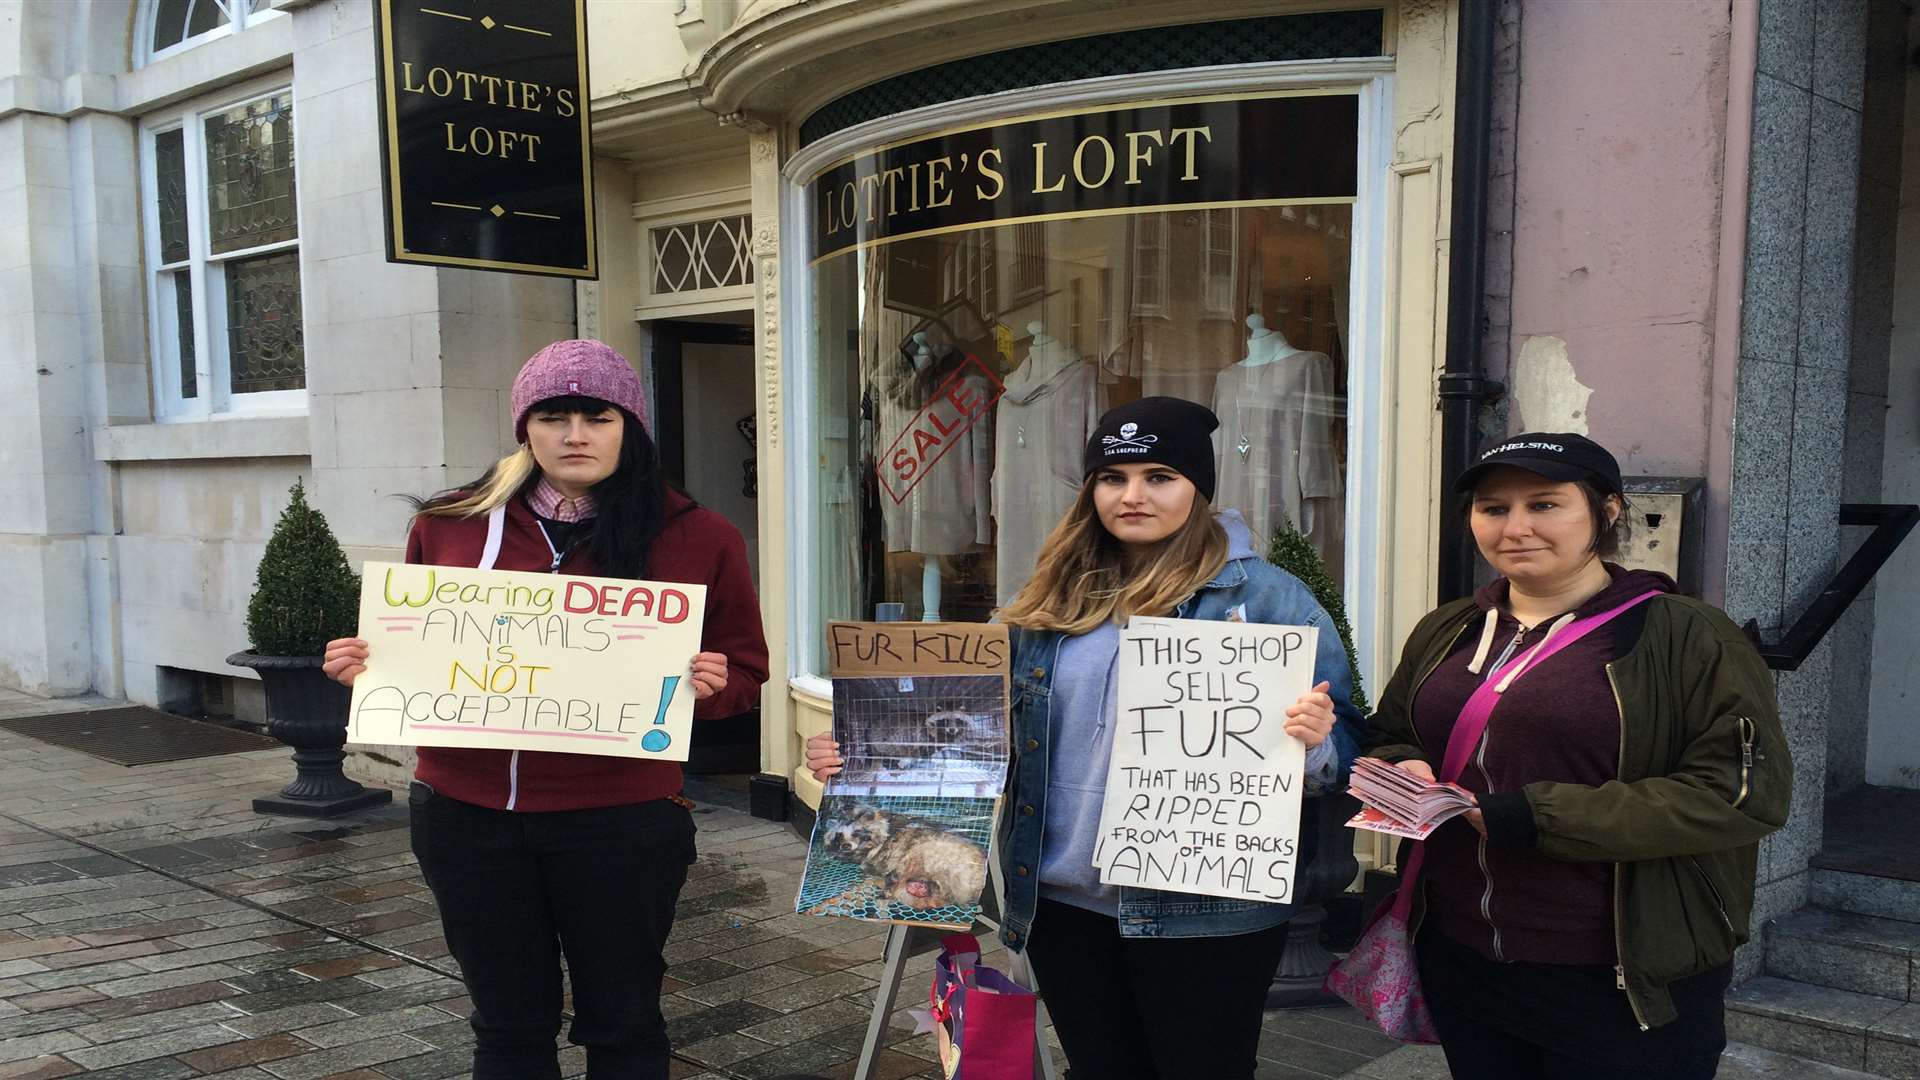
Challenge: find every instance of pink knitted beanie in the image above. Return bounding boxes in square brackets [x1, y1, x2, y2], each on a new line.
[510, 339, 648, 443]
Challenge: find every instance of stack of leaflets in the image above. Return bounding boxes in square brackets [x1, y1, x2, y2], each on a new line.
[1344, 757, 1477, 840]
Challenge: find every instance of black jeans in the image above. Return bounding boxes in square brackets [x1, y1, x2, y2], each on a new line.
[1022, 897, 1290, 1080]
[409, 782, 696, 1080]
[1418, 927, 1730, 1079]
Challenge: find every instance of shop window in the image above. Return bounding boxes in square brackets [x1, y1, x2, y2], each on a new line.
[145, 0, 281, 65]
[142, 84, 305, 419]
[800, 91, 1363, 675]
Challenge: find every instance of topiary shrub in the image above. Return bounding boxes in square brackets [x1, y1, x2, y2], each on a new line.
[1267, 520, 1367, 714]
[244, 478, 361, 657]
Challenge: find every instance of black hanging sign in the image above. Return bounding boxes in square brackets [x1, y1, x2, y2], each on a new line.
[806, 92, 1359, 263]
[373, 0, 596, 278]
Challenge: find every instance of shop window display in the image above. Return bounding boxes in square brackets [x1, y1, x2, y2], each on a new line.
[804, 94, 1358, 672]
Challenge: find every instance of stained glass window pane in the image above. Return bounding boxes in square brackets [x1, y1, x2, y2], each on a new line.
[172, 272, 197, 400]
[155, 129, 190, 265]
[204, 94, 297, 255]
[226, 251, 304, 394]
[152, 0, 191, 51]
[185, 0, 230, 40]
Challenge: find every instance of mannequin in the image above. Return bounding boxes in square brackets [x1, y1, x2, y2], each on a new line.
[1239, 314, 1302, 366]
[878, 331, 994, 621]
[1211, 313, 1344, 562]
[993, 322, 1105, 606]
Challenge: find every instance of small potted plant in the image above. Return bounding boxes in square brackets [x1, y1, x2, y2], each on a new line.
[227, 478, 391, 816]
[1265, 519, 1364, 1006]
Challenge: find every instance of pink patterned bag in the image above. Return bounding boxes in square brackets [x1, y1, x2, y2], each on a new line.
[1324, 591, 1660, 1042]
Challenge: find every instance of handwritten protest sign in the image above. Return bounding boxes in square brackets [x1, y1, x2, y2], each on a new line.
[1094, 616, 1318, 903]
[797, 622, 1010, 930]
[347, 561, 707, 760]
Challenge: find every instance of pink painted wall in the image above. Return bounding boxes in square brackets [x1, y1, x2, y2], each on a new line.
[1497, 1, 1733, 542]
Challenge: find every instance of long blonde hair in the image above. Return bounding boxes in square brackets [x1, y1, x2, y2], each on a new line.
[410, 446, 537, 518]
[998, 484, 1230, 635]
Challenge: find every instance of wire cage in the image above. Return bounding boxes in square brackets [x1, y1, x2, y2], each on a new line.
[797, 793, 998, 928]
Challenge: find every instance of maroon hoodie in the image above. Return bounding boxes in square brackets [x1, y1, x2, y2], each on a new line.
[1411, 565, 1677, 966]
[404, 489, 769, 812]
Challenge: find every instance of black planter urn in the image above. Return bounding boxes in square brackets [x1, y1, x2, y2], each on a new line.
[227, 652, 392, 817]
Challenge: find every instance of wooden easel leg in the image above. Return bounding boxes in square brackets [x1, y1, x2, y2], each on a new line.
[852, 923, 913, 1080]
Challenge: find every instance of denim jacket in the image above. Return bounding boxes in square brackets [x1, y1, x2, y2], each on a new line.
[997, 512, 1364, 950]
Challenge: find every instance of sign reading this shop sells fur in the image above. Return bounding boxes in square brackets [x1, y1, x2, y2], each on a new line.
[806, 91, 1359, 262]
[345, 562, 704, 759]
[372, 0, 596, 278]
[796, 622, 1010, 930]
[1094, 616, 1316, 903]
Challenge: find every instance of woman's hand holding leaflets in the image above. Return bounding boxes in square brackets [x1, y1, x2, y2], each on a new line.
[690, 652, 729, 700]
[322, 638, 369, 687]
[804, 733, 842, 783]
[1390, 756, 1484, 835]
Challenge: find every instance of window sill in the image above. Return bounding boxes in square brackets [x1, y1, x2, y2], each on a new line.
[94, 414, 310, 462]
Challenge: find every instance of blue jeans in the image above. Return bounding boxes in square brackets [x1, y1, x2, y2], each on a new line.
[409, 782, 695, 1080]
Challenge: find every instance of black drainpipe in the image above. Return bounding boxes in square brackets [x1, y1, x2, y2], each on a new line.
[1437, 0, 1504, 602]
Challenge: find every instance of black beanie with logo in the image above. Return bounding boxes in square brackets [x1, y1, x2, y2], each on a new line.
[1083, 396, 1220, 502]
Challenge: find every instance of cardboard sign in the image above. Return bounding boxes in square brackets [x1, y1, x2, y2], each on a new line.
[797, 621, 1012, 929]
[1094, 616, 1318, 903]
[825, 621, 1011, 677]
[346, 561, 706, 760]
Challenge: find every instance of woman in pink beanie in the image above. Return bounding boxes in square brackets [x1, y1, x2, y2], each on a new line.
[320, 339, 769, 1080]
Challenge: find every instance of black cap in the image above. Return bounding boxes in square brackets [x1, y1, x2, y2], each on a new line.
[1083, 397, 1220, 502]
[1454, 432, 1623, 496]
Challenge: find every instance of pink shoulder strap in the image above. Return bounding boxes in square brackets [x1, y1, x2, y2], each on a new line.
[1392, 589, 1662, 915]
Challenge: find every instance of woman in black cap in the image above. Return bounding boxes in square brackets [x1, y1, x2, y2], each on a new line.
[811, 397, 1366, 1078]
[1360, 432, 1790, 1078]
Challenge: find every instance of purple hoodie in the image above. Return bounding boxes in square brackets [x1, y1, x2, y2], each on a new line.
[1412, 565, 1677, 966]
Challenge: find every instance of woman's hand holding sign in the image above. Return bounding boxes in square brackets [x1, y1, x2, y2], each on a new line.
[322, 638, 370, 688]
[1282, 681, 1337, 748]
[690, 652, 729, 701]
[804, 734, 843, 783]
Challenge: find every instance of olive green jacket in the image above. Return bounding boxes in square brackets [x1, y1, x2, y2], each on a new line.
[1366, 593, 1792, 1029]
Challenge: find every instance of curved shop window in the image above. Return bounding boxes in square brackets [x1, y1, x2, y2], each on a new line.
[797, 88, 1376, 674]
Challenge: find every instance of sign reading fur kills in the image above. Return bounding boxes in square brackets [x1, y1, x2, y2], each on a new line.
[1094, 617, 1317, 903]
[796, 622, 1010, 931]
[346, 562, 707, 760]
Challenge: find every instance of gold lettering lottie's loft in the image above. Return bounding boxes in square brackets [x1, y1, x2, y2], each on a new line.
[818, 125, 1214, 239]
[400, 64, 578, 117]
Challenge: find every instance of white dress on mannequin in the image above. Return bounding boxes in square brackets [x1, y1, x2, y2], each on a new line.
[1211, 315, 1344, 561]
[877, 335, 995, 558]
[993, 322, 1105, 606]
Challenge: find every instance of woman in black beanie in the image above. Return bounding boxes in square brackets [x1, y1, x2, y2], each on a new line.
[812, 397, 1366, 1078]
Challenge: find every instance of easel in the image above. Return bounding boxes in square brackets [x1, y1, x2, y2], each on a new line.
[851, 859, 1058, 1080]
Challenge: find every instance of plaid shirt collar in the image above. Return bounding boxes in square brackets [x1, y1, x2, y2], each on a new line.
[526, 477, 596, 523]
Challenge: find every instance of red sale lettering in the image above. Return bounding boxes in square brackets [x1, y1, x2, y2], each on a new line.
[878, 354, 1007, 504]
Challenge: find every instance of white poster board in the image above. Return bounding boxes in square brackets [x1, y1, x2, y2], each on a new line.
[346, 561, 707, 761]
[1093, 616, 1318, 903]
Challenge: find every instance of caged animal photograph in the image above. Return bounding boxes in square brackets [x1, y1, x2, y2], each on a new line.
[829, 674, 1007, 791]
[799, 794, 995, 925]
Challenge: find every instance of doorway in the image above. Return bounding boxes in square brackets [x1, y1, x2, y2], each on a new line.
[649, 315, 761, 775]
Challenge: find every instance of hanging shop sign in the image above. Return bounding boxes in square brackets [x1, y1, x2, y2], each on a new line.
[807, 91, 1359, 262]
[373, 0, 596, 278]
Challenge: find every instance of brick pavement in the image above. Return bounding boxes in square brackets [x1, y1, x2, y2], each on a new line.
[0, 689, 1867, 1079]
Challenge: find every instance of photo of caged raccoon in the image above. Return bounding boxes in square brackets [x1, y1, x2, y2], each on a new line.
[865, 703, 984, 772]
[821, 803, 987, 912]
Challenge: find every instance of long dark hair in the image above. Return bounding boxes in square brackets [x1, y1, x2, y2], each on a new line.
[408, 395, 692, 579]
